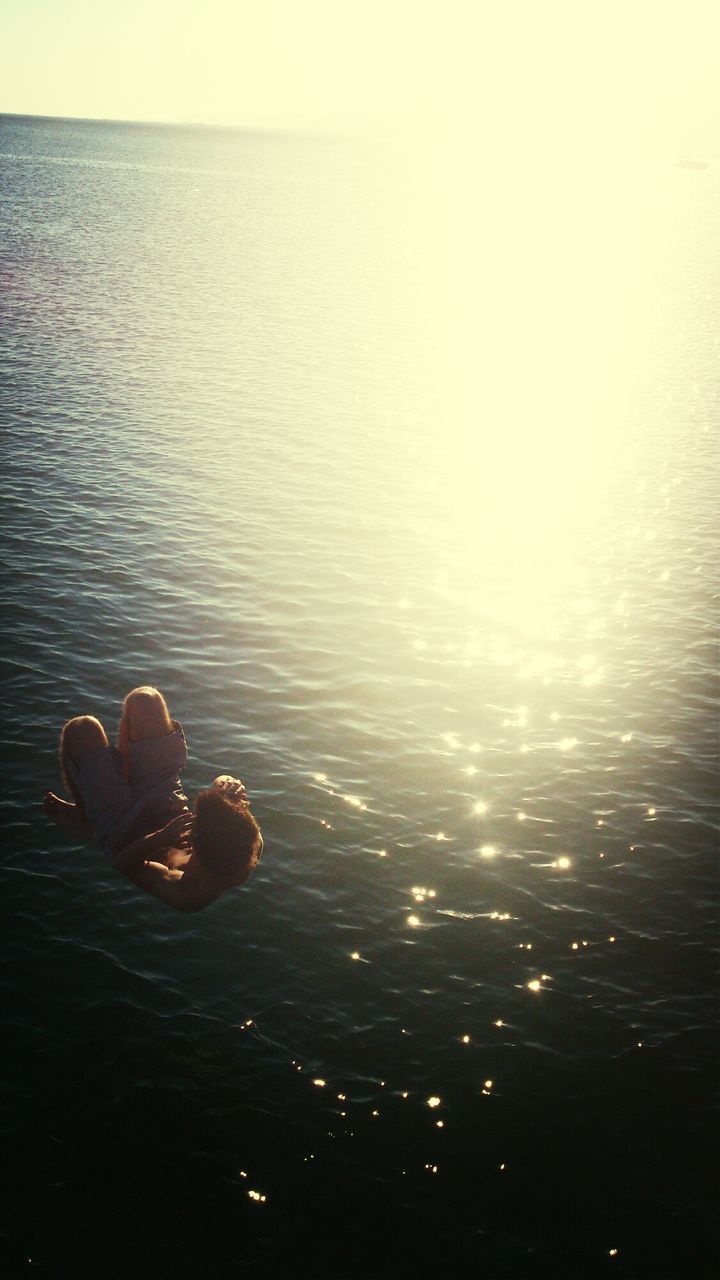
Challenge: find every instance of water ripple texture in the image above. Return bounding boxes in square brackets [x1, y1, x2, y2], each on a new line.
[1, 114, 718, 1278]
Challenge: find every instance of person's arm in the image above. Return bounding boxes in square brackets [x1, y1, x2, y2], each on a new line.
[115, 813, 193, 878]
[116, 814, 224, 913]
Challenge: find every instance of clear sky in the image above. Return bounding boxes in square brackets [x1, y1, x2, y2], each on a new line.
[1, 0, 718, 149]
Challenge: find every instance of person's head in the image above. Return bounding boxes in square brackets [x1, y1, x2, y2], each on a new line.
[191, 788, 263, 885]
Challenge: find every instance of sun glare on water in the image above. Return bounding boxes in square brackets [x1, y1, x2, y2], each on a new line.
[392, 132, 675, 661]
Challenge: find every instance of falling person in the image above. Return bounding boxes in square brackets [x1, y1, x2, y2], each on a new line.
[44, 686, 263, 912]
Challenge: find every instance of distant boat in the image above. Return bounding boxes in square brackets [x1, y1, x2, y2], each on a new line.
[674, 158, 709, 170]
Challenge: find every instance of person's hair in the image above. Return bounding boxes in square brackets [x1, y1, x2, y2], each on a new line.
[192, 788, 262, 881]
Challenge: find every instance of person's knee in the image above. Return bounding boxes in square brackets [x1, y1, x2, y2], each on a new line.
[122, 687, 173, 742]
[61, 715, 108, 760]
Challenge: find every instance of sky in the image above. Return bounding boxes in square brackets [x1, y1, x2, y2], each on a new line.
[1, 0, 719, 150]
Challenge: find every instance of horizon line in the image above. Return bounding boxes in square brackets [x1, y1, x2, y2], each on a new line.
[0, 108, 322, 135]
[0, 107, 420, 142]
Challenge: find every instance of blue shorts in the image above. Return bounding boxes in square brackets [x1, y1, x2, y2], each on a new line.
[66, 721, 190, 865]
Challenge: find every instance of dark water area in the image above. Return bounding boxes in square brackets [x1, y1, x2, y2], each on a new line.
[1, 113, 718, 1277]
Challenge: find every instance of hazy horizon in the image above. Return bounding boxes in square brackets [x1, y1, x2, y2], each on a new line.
[2, 1, 719, 155]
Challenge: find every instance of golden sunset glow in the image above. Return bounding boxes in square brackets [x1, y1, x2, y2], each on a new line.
[1, 0, 717, 142]
[2, 4, 716, 654]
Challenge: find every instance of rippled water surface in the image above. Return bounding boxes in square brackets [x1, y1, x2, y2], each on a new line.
[1, 114, 718, 1278]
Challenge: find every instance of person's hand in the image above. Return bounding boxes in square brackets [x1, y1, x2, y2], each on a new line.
[159, 812, 195, 850]
[212, 775, 248, 801]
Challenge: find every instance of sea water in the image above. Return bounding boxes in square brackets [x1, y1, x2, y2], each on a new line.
[0, 114, 718, 1277]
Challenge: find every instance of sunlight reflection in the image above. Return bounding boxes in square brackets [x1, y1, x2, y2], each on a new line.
[395, 164, 666, 696]
[411, 886, 437, 902]
[581, 669, 604, 687]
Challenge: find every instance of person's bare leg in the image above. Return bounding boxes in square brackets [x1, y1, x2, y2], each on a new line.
[117, 687, 174, 777]
[44, 715, 108, 838]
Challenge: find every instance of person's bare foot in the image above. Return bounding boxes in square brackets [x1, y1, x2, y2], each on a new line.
[43, 792, 93, 839]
